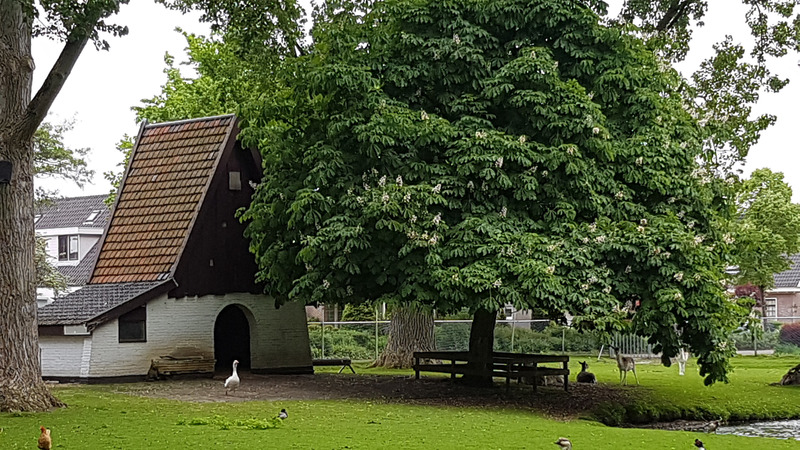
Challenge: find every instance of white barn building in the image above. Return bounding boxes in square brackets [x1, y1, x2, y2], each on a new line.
[37, 115, 312, 381]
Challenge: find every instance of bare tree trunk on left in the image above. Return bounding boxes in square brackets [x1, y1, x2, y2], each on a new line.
[373, 304, 434, 369]
[0, 0, 92, 411]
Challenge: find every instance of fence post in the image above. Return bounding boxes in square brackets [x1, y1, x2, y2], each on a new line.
[511, 320, 516, 353]
[321, 316, 326, 359]
[375, 305, 380, 360]
[562, 327, 566, 353]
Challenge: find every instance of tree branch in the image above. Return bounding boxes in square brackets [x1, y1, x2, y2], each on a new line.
[14, 37, 90, 142]
[13, 6, 107, 142]
[655, 0, 698, 32]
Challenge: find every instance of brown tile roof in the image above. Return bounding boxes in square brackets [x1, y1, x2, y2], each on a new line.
[90, 115, 237, 284]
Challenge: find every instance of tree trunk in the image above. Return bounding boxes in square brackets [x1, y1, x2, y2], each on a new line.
[780, 363, 800, 385]
[373, 304, 434, 369]
[462, 307, 496, 387]
[0, 0, 63, 412]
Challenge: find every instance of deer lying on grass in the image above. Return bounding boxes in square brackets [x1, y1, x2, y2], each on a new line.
[611, 346, 639, 385]
[576, 361, 597, 384]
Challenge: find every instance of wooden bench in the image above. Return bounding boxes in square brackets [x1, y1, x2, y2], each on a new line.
[413, 351, 569, 392]
[312, 358, 356, 374]
[148, 355, 215, 379]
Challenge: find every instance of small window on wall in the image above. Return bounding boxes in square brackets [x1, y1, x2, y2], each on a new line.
[119, 305, 146, 342]
[58, 235, 79, 261]
[765, 298, 778, 318]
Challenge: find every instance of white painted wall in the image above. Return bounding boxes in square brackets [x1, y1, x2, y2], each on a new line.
[40, 335, 91, 378]
[83, 293, 312, 378]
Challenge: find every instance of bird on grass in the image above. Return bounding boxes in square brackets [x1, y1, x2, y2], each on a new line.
[224, 359, 240, 396]
[694, 439, 706, 450]
[279, 408, 288, 420]
[38, 426, 51, 450]
[554, 437, 572, 450]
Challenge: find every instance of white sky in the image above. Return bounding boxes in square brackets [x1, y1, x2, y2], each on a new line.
[32, 1, 800, 200]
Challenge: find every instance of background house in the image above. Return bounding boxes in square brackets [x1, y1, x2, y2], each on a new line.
[37, 115, 312, 382]
[764, 254, 800, 323]
[35, 195, 110, 306]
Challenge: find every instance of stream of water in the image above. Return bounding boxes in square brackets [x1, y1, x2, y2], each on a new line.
[716, 420, 800, 440]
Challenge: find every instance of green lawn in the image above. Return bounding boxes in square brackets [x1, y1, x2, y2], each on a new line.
[575, 355, 800, 424]
[1, 356, 800, 449]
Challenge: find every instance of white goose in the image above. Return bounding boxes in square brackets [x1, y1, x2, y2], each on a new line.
[224, 359, 240, 395]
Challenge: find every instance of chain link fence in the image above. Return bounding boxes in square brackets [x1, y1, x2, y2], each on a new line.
[309, 319, 649, 361]
[308, 317, 800, 361]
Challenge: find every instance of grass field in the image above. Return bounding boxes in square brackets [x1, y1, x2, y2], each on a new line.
[1, 356, 799, 449]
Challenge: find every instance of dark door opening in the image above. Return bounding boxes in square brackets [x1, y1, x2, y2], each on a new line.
[214, 305, 251, 370]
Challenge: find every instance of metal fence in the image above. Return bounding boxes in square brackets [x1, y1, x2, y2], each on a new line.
[309, 319, 639, 361]
[308, 316, 800, 361]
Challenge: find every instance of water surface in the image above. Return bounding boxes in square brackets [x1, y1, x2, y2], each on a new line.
[716, 420, 800, 440]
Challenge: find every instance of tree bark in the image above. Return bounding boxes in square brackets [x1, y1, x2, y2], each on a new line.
[0, 0, 64, 411]
[462, 307, 496, 387]
[373, 304, 434, 369]
[780, 363, 800, 385]
[655, 0, 699, 32]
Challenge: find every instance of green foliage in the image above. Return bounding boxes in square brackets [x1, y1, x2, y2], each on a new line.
[309, 325, 387, 360]
[774, 342, 800, 355]
[732, 169, 800, 293]
[437, 308, 474, 320]
[133, 31, 258, 123]
[778, 322, 800, 346]
[341, 302, 377, 321]
[33, 119, 93, 201]
[32, 0, 130, 50]
[239, 0, 746, 384]
[178, 415, 281, 430]
[103, 134, 133, 206]
[34, 237, 67, 292]
[731, 328, 779, 351]
[433, 322, 471, 351]
[494, 323, 598, 353]
[619, 1, 800, 172]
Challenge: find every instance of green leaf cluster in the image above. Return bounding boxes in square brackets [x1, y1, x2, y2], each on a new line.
[238, 0, 747, 383]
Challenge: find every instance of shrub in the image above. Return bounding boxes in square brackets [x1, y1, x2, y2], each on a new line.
[779, 322, 800, 346]
[774, 342, 800, 355]
[731, 329, 779, 350]
[309, 325, 387, 360]
[435, 322, 471, 350]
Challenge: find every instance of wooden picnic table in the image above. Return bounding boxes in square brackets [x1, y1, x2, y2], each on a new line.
[412, 350, 569, 392]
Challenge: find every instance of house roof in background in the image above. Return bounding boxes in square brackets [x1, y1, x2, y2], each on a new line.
[57, 241, 101, 286]
[773, 254, 800, 288]
[37, 280, 171, 326]
[90, 114, 237, 284]
[35, 195, 110, 230]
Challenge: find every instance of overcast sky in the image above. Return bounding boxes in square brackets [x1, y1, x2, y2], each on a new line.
[32, 1, 800, 201]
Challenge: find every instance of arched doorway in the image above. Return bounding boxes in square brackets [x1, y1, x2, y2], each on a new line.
[214, 305, 251, 371]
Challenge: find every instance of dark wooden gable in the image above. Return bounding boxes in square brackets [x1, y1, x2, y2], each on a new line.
[169, 128, 264, 297]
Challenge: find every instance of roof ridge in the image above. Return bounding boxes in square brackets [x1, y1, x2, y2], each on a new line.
[144, 114, 236, 129]
[54, 194, 108, 200]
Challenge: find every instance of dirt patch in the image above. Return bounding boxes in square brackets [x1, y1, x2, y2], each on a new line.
[107, 371, 643, 420]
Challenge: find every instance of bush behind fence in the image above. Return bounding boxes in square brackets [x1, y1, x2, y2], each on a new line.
[309, 318, 800, 361]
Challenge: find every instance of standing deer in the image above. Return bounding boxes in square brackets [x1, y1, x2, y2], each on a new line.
[610, 346, 639, 385]
[676, 348, 689, 376]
